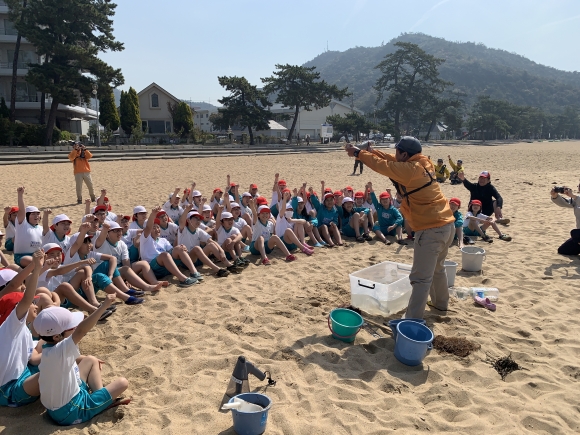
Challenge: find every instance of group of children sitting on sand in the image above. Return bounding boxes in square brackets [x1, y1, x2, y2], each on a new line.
[0, 165, 510, 424]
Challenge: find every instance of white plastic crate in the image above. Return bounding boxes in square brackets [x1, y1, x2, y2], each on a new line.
[349, 261, 412, 315]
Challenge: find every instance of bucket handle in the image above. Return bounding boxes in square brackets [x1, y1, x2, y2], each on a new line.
[357, 280, 375, 290]
[327, 315, 362, 340]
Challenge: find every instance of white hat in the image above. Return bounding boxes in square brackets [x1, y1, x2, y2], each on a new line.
[257, 205, 271, 214]
[187, 211, 202, 219]
[43, 242, 62, 253]
[25, 206, 39, 213]
[133, 206, 147, 214]
[33, 306, 84, 337]
[297, 197, 304, 203]
[107, 221, 121, 230]
[228, 195, 235, 202]
[285, 202, 294, 210]
[0, 229, 4, 236]
[230, 202, 241, 208]
[192, 190, 202, 197]
[0, 269, 18, 287]
[342, 197, 354, 204]
[52, 214, 71, 226]
[221, 211, 233, 219]
[202, 204, 212, 212]
[242, 192, 252, 198]
[168, 192, 181, 199]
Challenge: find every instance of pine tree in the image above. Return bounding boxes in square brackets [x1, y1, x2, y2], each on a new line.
[99, 87, 120, 132]
[120, 87, 141, 135]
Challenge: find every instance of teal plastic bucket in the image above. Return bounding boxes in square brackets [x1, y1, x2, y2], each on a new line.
[394, 320, 434, 366]
[229, 393, 272, 435]
[328, 308, 364, 343]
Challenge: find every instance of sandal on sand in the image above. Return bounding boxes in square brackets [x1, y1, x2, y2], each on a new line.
[313, 242, 324, 248]
[396, 239, 407, 245]
[285, 254, 297, 262]
[363, 233, 373, 241]
[98, 310, 113, 321]
[356, 236, 365, 243]
[216, 268, 230, 278]
[227, 264, 243, 274]
[463, 236, 475, 245]
[474, 296, 496, 311]
[107, 304, 117, 313]
[499, 234, 512, 241]
[301, 247, 313, 255]
[191, 271, 204, 280]
[178, 277, 197, 288]
[126, 289, 145, 297]
[482, 235, 493, 243]
[262, 258, 271, 266]
[125, 296, 145, 305]
[496, 218, 510, 225]
[384, 239, 392, 245]
[107, 397, 131, 409]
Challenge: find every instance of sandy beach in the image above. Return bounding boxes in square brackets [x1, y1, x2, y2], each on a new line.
[1, 140, 579, 435]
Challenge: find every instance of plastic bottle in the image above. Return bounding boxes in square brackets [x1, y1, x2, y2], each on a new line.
[452, 287, 472, 300]
[470, 287, 499, 302]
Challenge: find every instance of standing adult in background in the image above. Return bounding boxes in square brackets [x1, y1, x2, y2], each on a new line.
[551, 183, 580, 256]
[345, 137, 455, 319]
[68, 142, 96, 204]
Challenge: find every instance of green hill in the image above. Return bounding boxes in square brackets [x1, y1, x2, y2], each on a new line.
[303, 33, 580, 114]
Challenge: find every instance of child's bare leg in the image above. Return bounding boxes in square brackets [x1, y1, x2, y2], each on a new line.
[269, 235, 290, 256]
[312, 226, 324, 244]
[55, 283, 98, 312]
[396, 226, 404, 241]
[330, 223, 343, 245]
[488, 222, 503, 236]
[156, 252, 188, 281]
[367, 212, 374, 231]
[19, 256, 32, 268]
[374, 229, 387, 243]
[172, 248, 198, 275]
[469, 221, 486, 237]
[112, 276, 131, 292]
[191, 246, 220, 273]
[205, 242, 234, 267]
[254, 236, 267, 260]
[69, 270, 99, 306]
[131, 260, 168, 287]
[319, 225, 334, 246]
[234, 241, 243, 257]
[295, 222, 306, 244]
[360, 214, 369, 235]
[222, 240, 238, 261]
[6, 264, 20, 273]
[105, 377, 129, 401]
[242, 226, 252, 241]
[120, 266, 161, 292]
[283, 228, 310, 252]
[455, 227, 463, 247]
[352, 214, 362, 237]
[78, 355, 103, 391]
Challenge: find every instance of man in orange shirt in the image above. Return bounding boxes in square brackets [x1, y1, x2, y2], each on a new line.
[68, 142, 96, 204]
[346, 137, 455, 319]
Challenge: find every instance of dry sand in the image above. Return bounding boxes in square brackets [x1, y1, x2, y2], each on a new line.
[1, 141, 579, 435]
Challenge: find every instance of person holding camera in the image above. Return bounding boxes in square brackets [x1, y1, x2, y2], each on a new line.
[68, 142, 96, 205]
[551, 183, 580, 256]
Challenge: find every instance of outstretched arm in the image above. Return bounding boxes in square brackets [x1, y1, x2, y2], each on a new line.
[69, 222, 91, 258]
[84, 198, 92, 216]
[16, 187, 25, 225]
[143, 206, 161, 239]
[215, 205, 224, 230]
[42, 208, 52, 236]
[94, 221, 110, 249]
[15, 251, 43, 320]
[179, 204, 194, 231]
[248, 198, 258, 225]
[72, 294, 115, 344]
[3, 206, 11, 228]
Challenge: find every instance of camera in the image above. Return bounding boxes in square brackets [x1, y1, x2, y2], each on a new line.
[554, 186, 567, 194]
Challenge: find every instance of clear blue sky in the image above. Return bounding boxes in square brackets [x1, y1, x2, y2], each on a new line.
[101, 0, 580, 104]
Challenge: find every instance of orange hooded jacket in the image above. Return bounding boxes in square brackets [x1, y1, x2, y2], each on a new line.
[358, 149, 454, 231]
[68, 149, 93, 174]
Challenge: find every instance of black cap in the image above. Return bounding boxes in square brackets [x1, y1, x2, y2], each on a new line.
[395, 136, 422, 155]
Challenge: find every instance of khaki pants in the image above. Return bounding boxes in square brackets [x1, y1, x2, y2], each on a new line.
[75, 172, 95, 201]
[405, 222, 454, 319]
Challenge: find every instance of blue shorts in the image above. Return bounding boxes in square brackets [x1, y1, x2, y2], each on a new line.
[47, 380, 112, 426]
[310, 218, 319, 227]
[249, 240, 273, 256]
[194, 259, 202, 267]
[463, 227, 484, 237]
[93, 261, 121, 279]
[270, 204, 279, 219]
[150, 256, 183, 279]
[282, 236, 297, 252]
[0, 365, 38, 407]
[5, 238, 14, 252]
[373, 223, 397, 236]
[128, 245, 139, 263]
[60, 288, 87, 309]
[342, 224, 364, 238]
[13, 253, 33, 267]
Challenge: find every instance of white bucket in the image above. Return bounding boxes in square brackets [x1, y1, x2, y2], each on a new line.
[444, 260, 457, 287]
[461, 247, 486, 272]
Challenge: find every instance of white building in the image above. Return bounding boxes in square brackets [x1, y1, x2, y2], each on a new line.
[0, 1, 96, 134]
[194, 108, 218, 132]
[269, 99, 364, 139]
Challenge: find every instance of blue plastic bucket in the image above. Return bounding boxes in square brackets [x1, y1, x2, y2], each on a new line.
[394, 320, 434, 366]
[328, 308, 364, 343]
[229, 393, 272, 435]
[387, 318, 426, 341]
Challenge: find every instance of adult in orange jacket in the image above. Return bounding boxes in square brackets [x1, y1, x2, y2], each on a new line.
[68, 142, 96, 204]
[346, 137, 455, 319]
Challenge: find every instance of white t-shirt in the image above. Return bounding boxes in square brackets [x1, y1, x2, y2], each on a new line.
[392, 198, 402, 209]
[42, 230, 71, 252]
[14, 219, 43, 254]
[139, 234, 173, 263]
[95, 239, 129, 264]
[178, 227, 211, 251]
[0, 308, 34, 387]
[216, 226, 240, 246]
[39, 335, 82, 411]
[242, 205, 252, 219]
[67, 231, 100, 254]
[252, 220, 274, 242]
[464, 212, 488, 227]
[159, 222, 179, 246]
[202, 219, 216, 229]
[270, 191, 279, 208]
[121, 229, 140, 249]
[305, 202, 314, 214]
[162, 201, 183, 223]
[210, 198, 222, 210]
[275, 214, 294, 236]
[5, 221, 15, 240]
[362, 201, 376, 213]
[129, 221, 145, 231]
[104, 212, 117, 222]
[38, 268, 65, 291]
[62, 251, 103, 281]
[233, 217, 248, 231]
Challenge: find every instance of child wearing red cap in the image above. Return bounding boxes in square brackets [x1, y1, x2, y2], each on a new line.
[249, 199, 294, 265]
[210, 187, 224, 215]
[340, 197, 369, 242]
[248, 183, 259, 198]
[464, 200, 511, 242]
[354, 188, 375, 234]
[2, 205, 18, 251]
[276, 191, 314, 256]
[270, 173, 287, 219]
[369, 183, 405, 245]
[448, 198, 468, 248]
[292, 185, 324, 247]
[95, 189, 117, 222]
[0, 250, 43, 408]
[13, 187, 43, 267]
[223, 183, 253, 249]
[308, 182, 343, 247]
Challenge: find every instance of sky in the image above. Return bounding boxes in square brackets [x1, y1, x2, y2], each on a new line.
[101, 0, 580, 104]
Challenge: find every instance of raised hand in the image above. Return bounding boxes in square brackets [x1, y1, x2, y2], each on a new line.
[201, 197, 207, 204]
[44, 208, 52, 215]
[293, 188, 298, 196]
[85, 198, 91, 205]
[17, 186, 25, 194]
[80, 222, 92, 231]
[101, 221, 111, 230]
[4, 206, 11, 213]
[86, 257, 97, 266]
[32, 249, 44, 267]
[152, 205, 162, 214]
[458, 172, 465, 181]
[101, 189, 107, 196]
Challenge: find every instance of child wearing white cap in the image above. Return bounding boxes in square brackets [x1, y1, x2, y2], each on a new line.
[215, 206, 249, 267]
[42, 210, 72, 252]
[240, 192, 254, 226]
[0, 250, 44, 408]
[178, 205, 241, 277]
[34, 295, 130, 425]
[163, 187, 184, 222]
[140, 207, 199, 287]
[248, 199, 294, 265]
[340, 197, 370, 242]
[2, 205, 18, 251]
[130, 206, 148, 230]
[276, 191, 314, 257]
[13, 187, 43, 267]
[292, 186, 324, 247]
[223, 191, 253, 250]
[118, 214, 142, 263]
[94, 222, 164, 292]
[156, 210, 179, 246]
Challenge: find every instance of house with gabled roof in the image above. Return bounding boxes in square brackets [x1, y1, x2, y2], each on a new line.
[137, 82, 181, 135]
